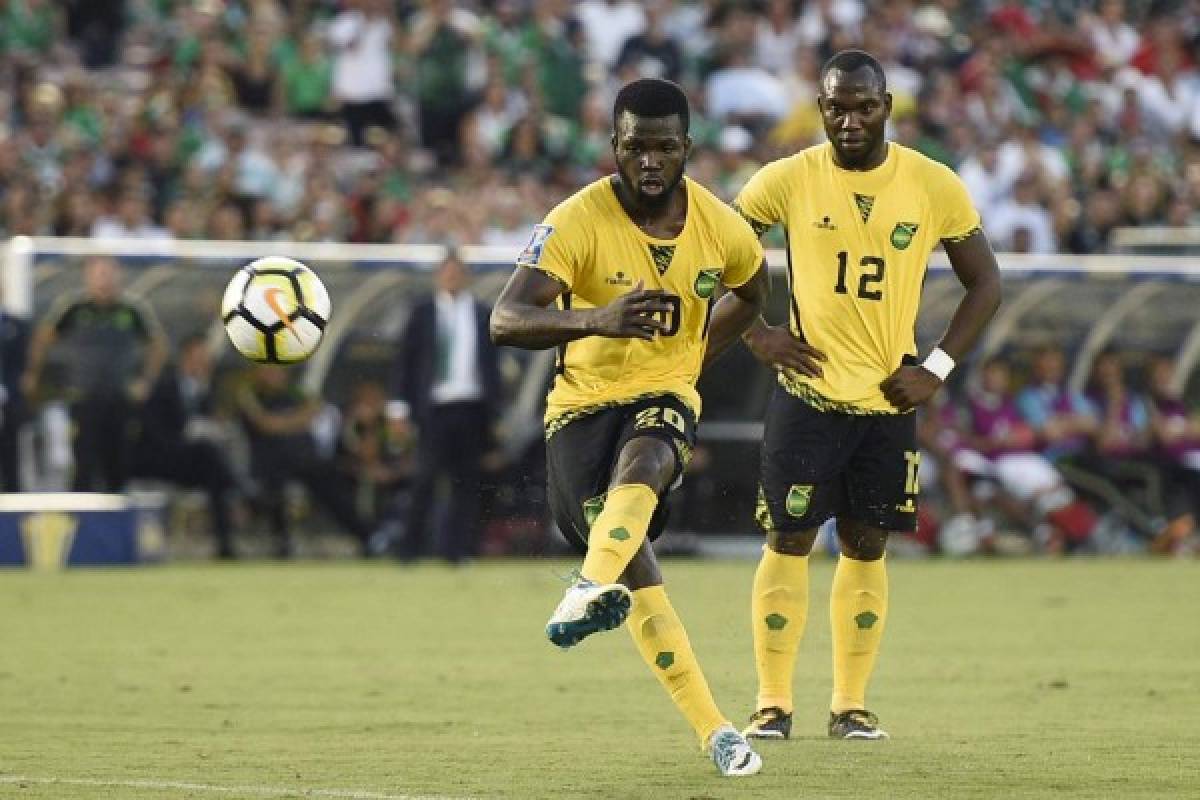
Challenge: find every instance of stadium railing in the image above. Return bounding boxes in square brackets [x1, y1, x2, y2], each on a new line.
[1112, 225, 1200, 255]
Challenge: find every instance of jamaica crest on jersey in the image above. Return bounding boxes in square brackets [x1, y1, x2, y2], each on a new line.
[891, 222, 919, 250]
[694, 268, 721, 298]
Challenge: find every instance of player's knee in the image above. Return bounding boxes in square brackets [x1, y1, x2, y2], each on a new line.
[613, 440, 675, 492]
[838, 525, 887, 560]
[766, 529, 818, 556]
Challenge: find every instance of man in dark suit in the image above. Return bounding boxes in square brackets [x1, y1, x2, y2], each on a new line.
[0, 304, 30, 492]
[131, 334, 241, 558]
[396, 251, 501, 563]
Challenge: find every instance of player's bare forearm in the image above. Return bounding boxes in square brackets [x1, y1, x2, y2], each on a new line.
[881, 232, 1000, 411]
[939, 231, 1003, 361]
[703, 262, 767, 370]
[490, 266, 673, 349]
[490, 302, 599, 350]
[490, 266, 588, 350]
[732, 272, 826, 378]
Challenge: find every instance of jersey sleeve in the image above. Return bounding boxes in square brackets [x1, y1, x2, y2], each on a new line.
[933, 164, 983, 243]
[721, 212, 765, 289]
[732, 158, 790, 238]
[515, 201, 590, 291]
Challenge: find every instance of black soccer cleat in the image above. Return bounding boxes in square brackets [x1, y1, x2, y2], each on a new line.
[742, 707, 793, 740]
[828, 709, 889, 740]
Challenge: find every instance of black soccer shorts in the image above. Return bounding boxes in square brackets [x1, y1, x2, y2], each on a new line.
[546, 394, 697, 553]
[757, 386, 919, 534]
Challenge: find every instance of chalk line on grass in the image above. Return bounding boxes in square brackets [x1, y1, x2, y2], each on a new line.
[0, 774, 474, 800]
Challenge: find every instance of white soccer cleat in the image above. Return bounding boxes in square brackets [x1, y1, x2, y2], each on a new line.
[708, 724, 763, 777]
[545, 579, 632, 649]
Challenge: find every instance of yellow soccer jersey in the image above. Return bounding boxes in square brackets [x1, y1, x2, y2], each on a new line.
[735, 142, 980, 414]
[517, 176, 763, 431]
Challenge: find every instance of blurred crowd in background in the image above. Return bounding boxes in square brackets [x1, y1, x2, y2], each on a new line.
[913, 347, 1200, 557]
[1, 0, 1200, 252]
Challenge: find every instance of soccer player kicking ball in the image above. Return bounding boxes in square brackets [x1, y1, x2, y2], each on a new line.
[491, 78, 769, 777]
[731, 50, 1002, 741]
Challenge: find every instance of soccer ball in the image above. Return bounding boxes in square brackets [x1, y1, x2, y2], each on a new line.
[221, 256, 330, 364]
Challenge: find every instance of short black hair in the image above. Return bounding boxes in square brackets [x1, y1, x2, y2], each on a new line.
[613, 78, 690, 134]
[820, 49, 887, 93]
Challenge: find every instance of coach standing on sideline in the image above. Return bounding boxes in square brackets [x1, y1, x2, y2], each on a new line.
[22, 256, 167, 492]
[395, 250, 501, 563]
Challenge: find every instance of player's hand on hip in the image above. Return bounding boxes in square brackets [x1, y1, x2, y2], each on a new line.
[744, 324, 825, 377]
[589, 281, 674, 341]
[881, 365, 942, 411]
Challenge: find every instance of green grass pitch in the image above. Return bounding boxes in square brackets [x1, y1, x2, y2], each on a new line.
[1, 559, 1197, 799]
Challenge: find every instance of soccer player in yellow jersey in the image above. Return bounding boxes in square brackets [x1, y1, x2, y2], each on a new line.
[491, 79, 769, 776]
[728, 50, 1003, 741]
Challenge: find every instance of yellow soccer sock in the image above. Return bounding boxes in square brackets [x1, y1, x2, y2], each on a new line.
[627, 585, 728, 746]
[579, 483, 658, 585]
[830, 555, 889, 714]
[751, 547, 810, 713]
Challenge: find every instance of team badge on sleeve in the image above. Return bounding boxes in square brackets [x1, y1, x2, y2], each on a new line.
[517, 224, 555, 266]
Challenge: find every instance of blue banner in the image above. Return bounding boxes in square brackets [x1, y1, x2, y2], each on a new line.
[0, 496, 167, 568]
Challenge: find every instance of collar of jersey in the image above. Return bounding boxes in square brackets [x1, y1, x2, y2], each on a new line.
[825, 141, 899, 193]
[604, 174, 693, 245]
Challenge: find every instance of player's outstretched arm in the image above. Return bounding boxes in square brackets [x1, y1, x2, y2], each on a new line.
[880, 230, 1003, 411]
[702, 260, 768, 370]
[489, 267, 674, 350]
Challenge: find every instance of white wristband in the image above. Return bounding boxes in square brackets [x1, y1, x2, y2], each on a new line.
[921, 347, 955, 382]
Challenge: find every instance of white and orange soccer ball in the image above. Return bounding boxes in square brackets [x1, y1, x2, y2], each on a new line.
[221, 256, 330, 364]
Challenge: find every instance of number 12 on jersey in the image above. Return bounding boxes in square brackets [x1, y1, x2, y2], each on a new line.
[833, 251, 886, 301]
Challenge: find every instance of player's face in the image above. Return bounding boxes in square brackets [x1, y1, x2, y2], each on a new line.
[818, 67, 891, 169]
[612, 112, 691, 208]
